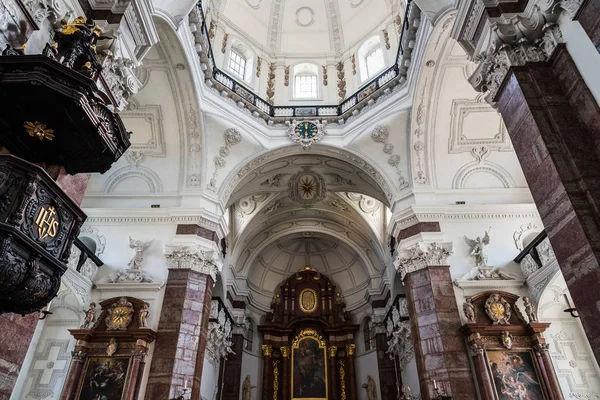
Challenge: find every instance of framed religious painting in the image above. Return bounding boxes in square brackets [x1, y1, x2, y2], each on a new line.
[487, 350, 547, 400]
[292, 329, 328, 399]
[78, 357, 131, 399]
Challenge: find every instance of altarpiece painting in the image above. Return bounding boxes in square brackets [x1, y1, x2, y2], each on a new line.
[292, 334, 327, 399]
[79, 357, 130, 399]
[487, 351, 546, 400]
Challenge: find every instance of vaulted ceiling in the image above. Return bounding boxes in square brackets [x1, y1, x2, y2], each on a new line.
[227, 153, 391, 311]
[212, 0, 404, 55]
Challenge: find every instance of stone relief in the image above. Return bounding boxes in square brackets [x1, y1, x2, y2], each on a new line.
[208, 128, 242, 191]
[164, 245, 223, 282]
[464, 230, 490, 267]
[109, 237, 154, 283]
[370, 125, 408, 189]
[206, 306, 234, 366]
[394, 242, 453, 280]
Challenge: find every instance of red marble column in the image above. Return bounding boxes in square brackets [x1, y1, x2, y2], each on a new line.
[470, 344, 495, 400]
[59, 347, 88, 400]
[0, 312, 40, 399]
[404, 266, 477, 400]
[144, 269, 214, 399]
[494, 45, 600, 363]
[575, 0, 600, 53]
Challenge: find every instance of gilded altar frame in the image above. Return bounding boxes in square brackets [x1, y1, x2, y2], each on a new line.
[291, 328, 328, 400]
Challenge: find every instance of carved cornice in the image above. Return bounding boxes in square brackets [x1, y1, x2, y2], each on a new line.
[468, 5, 563, 103]
[394, 241, 453, 280]
[163, 245, 223, 282]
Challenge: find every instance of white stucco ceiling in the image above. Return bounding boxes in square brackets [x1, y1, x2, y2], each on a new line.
[214, 0, 404, 55]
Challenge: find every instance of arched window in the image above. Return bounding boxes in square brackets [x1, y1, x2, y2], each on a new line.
[293, 63, 319, 99]
[358, 35, 386, 82]
[227, 39, 254, 83]
[244, 317, 254, 351]
[364, 317, 376, 351]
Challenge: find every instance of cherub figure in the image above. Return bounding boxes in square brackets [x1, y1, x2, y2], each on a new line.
[139, 302, 150, 328]
[464, 229, 491, 266]
[523, 296, 537, 323]
[81, 302, 97, 329]
[463, 297, 477, 323]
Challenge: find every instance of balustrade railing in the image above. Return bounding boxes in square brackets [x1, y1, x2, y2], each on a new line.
[195, 0, 420, 120]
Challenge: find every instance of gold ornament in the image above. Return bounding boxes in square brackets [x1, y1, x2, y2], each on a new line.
[24, 121, 55, 141]
[298, 288, 318, 313]
[328, 346, 338, 358]
[280, 346, 290, 358]
[105, 297, 134, 330]
[346, 344, 356, 356]
[484, 294, 512, 325]
[262, 344, 273, 357]
[272, 359, 279, 400]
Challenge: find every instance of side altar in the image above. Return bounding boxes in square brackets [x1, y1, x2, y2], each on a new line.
[258, 266, 360, 400]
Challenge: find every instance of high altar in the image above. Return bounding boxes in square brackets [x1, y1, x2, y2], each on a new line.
[258, 266, 359, 400]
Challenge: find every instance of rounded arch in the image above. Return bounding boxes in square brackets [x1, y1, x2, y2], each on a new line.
[219, 144, 397, 208]
[101, 165, 164, 193]
[452, 161, 516, 189]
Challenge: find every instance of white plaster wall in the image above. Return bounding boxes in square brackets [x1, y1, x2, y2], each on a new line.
[539, 273, 600, 399]
[436, 215, 543, 280]
[200, 358, 220, 400]
[401, 357, 420, 397]
[355, 349, 381, 400]
[240, 350, 263, 400]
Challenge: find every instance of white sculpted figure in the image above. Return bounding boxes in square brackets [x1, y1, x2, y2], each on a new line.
[523, 296, 538, 323]
[128, 237, 153, 270]
[464, 230, 491, 266]
[81, 302, 97, 329]
[242, 375, 256, 400]
[463, 297, 477, 323]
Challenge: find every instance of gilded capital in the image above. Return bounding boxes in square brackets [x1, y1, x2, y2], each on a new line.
[280, 346, 290, 358]
[262, 344, 273, 357]
[328, 346, 338, 358]
[345, 344, 356, 356]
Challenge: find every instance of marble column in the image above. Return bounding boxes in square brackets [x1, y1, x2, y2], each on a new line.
[492, 44, 600, 363]
[346, 344, 357, 400]
[261, 345, 272, 400]
[281, 346, 290, 400]
[328, 346, 338, 400]
[145, 245, 220, 399]
[470, 344, 495, 400]
[59, 347, 88, 400]
[395, 242, 477, 400]
[535, 343, 564, 400]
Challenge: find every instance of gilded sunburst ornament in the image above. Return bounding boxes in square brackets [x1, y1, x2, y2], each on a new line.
[24, 121, 55, 141]
[300, 177, 315, 198]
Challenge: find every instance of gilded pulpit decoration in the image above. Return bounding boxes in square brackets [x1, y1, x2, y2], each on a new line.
[105, 297, 134, 330]
[262, 344, 273, 357]
[35, 205, 60, 239]
[299, 288, 318, 313]
[24, 121, 55, 141]
[485, 294, 511, 325]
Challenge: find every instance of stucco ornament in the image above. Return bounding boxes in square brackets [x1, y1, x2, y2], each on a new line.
[464, 230, 490, 266]
[394, 242, 453, 281]
[206, 305, 235, 366]
[163, 245, 223, 283]
[500, 331, 514, 349]
[287, 120, 326, 148]
[485, 294, 512, 325]
[109, 237, 154, 283]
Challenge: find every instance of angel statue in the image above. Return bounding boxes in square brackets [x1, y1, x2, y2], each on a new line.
[464, 229, 490, 267]
[128, 237, 153, 270]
